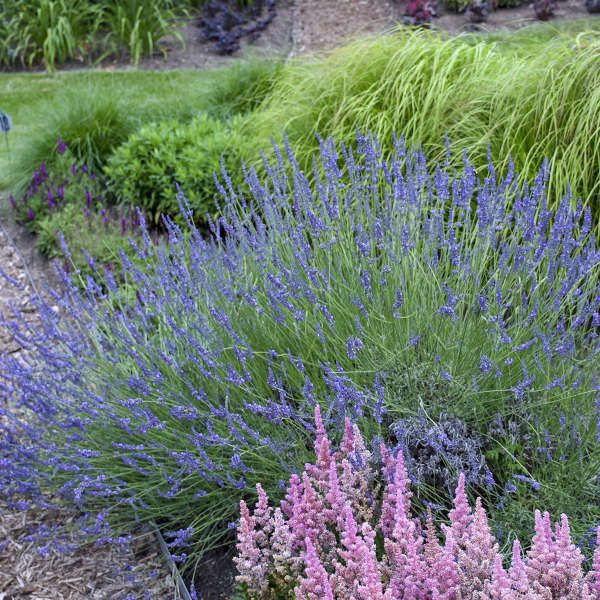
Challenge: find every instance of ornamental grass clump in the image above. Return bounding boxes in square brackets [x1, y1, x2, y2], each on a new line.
[235, 407, 600, 599]
[249, 30, 600, 215]
[0, 133, 599, 564]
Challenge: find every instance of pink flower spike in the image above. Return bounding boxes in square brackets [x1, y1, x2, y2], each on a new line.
[234, 500, 269, 595]
[325, 460, 346, 529]
[306, 405, 333, 488]
[314, 405, 326, 441]
[447, 473, 472, 551]
[254, 483, 272, 530]
[587, 527, 600, 595]
[380, 449, 412, 538]
[486, 554, 512, 599]
[295, 537, 335, 600]
[281, 473, 304, 519]
[455, 497, 498, 596]
[340, 417, 355, 454]
[509, 538, 530, 593]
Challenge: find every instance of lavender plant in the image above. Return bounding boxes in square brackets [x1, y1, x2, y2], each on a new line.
[7, 137, 146, 281]
[0, 133, 598, 564]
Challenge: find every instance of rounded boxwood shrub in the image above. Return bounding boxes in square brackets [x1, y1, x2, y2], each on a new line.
[105, 114, 245, 225]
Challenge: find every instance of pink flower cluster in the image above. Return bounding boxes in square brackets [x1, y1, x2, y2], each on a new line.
[234, 407, 600, 599]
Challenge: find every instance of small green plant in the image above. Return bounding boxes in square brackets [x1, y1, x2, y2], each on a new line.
[0, 0, 188, 70]
[36, 201, 142, 276]
[0, 0, 100, 70]
[105, 114, 245, 225]
[101, 0, 185, 66]
[8, 86, 139, 197]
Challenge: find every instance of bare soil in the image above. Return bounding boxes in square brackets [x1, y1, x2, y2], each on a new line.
[60, 0, 599, 73]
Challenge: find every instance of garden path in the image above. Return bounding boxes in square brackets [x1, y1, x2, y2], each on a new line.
[0, 205, 182, 599]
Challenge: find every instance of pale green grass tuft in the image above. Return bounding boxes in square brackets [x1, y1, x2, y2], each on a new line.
[248, 25, 600, 215]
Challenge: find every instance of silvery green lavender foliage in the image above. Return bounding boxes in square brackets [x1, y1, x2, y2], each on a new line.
[235, 407, 600, 599]
[390, 412, 492, 495]
[0, 133, 599, 561]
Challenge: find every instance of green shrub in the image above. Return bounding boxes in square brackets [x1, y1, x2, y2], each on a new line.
[105, 114, 245, 224]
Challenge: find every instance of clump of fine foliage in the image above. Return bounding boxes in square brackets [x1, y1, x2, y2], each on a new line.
[1, 134, 598, 568]
[0, 0, 190, 70]
[248, 28, 600, 217]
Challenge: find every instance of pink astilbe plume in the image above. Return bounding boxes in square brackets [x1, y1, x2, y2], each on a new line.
[338, 419, 374, 524]
[443, 473, 472, 553]
[289, 472, 333, 549]
[384, 452, 427, 599]
[271, 507, 302, 588]
[509, 539, 532, 594]
[234, 499, 270, 596]
[281, 473, 304, 520]
[482, 553, 514, 599]
[552, 513, 594, 598]
[305, 405, 333, 490]
[423, 510, 460, 599]
[340, 417, 355, 455]
[380, 447, 412, 539]
[325, 460, 346, 531]
[456, 497, 499, 596]
[295, 537, 335, 600]
[253, 483, 273, 545]
[334, 505, 384, 600]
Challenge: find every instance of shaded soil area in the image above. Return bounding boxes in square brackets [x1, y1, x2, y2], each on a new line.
[190, 546, 238, 600]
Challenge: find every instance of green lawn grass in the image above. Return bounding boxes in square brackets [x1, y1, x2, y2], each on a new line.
[0, 57, 282, 192]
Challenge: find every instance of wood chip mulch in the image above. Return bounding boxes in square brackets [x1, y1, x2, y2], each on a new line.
[0, 216, 181, 600]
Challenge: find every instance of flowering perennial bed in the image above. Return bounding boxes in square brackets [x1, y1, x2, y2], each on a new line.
[235, 408, 600, 599]
[0, 133, 598, 573]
